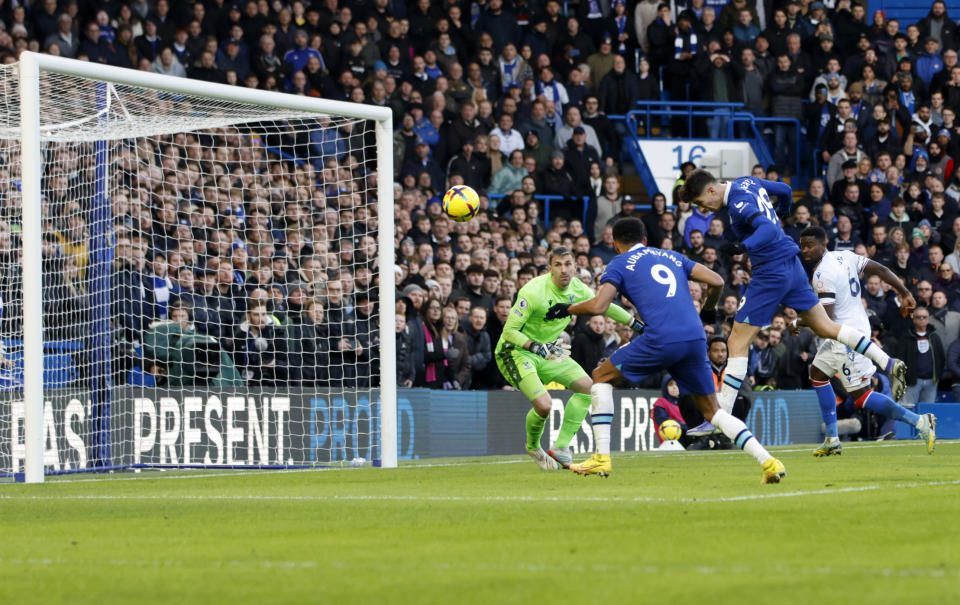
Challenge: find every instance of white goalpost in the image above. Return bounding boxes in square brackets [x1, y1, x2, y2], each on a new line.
[4, 52, 396, 483]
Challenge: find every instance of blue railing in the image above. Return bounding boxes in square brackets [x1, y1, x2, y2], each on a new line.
[620, 101, 806, 193]
[486, 194, 588, 226]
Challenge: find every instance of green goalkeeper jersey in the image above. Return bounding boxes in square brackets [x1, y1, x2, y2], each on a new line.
[495, 274, 633, 354]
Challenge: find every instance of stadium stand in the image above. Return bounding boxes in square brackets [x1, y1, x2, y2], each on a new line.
[8, 0, 960, 436]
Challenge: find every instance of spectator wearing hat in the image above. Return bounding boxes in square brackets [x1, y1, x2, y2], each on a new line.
[446, 139, 488, 191]
[563, 125, 601, 196]
[831, 158, 864, 203]
[451, 264, 493, 312]
[805, 82, 836, 147]
[521, 129, 554, 175]
[538, 150, 574, 201]
[917, 37, 945, 86]
[586, 35, 617, 91]
[401, 141, 445, 193]
[554, 105, 602, 158]
[283, 28, 321, 75]
[866, 111, 902, 160]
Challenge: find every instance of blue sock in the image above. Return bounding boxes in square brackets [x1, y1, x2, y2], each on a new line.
[861, 391, 920, 427]
[812, 380, 838, 438]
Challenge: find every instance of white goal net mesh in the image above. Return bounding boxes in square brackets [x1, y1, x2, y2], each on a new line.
[0, 66, 386, 478]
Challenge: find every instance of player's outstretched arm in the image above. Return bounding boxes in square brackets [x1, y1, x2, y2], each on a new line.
[690, 263, 725, 312]
[757, 179, 794, 198]
[863, 259, 916, 316]
[557, 283, 619, 317]
[547, 284, 645, 332]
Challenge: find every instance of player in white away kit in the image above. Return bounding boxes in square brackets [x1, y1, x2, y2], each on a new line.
[797, 227, 937, 455]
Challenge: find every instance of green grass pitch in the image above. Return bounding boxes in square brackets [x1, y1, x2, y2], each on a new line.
[1, 441, 958, 605]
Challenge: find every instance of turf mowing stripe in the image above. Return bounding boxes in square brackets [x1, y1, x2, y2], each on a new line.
[3, 478, 958, 504]
[0, 557, 955, 579]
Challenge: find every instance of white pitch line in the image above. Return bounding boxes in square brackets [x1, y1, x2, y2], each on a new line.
[4, 440, 956, 485]
[1, 478, 958, 504]
[0, 556, 955, 580]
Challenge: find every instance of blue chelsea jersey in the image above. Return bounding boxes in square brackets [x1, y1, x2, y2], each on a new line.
[601, 245, 704, 343]
[725, 177, 799, 266]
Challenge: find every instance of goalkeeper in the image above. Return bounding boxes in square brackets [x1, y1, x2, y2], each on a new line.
[495, 246, 644, 471]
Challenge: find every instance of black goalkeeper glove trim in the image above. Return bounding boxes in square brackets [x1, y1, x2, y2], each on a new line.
[545, 303, 571, 320]
[630, 318, 646, 334]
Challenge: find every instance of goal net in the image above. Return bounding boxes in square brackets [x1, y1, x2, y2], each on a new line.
[0, 53, 396, 482]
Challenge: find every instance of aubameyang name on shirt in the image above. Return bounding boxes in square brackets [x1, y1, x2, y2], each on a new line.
[625, 247, 682, 272]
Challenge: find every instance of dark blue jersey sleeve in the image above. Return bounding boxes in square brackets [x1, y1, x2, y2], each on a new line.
[757, 178, 794, 215]
[600, 262, 624, 290]
[743, 220, 782, 251]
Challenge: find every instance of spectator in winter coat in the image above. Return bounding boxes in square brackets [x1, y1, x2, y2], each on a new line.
[227, 300, 289, 386]
[598, 54, 641, 117]
[766, 54, 806, 174]
[898, 308, 945, 405]
[571, 315, 607, 374]
[440, 307, 471, 389]
[293, 299, 335, 386]
[653, 376, 687, 444]
[462, 307, 492, 390]
[396, 311, 416, 387]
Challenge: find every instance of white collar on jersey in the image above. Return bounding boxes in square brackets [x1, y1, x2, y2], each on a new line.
[721, 181, 731, 207]
[628, 243, 644, 252]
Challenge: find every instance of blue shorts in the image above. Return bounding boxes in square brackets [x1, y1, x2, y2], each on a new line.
[736, 255, 819, 326]
[610, 336, 715, 395]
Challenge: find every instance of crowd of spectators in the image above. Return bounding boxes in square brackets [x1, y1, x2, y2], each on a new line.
[3, 0, 960, 407]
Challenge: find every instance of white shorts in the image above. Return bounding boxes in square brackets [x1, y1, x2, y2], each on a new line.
[812, 339, 875, 389]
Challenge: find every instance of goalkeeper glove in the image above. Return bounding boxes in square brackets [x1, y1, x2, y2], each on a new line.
[630, 318, 646, 334]
[529, 340, 571, 362]
[545, 303, 571, 320]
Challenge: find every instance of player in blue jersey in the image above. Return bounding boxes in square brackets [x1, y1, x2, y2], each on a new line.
[680, 170, 908, 432]
[545, 218, 786, 483]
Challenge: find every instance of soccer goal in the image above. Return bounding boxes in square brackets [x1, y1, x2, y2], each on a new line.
[0, 52, 396, 483]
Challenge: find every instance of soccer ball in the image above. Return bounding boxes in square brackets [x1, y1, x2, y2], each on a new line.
[658, 419, 683, 442]
[443, 185, 480, 222]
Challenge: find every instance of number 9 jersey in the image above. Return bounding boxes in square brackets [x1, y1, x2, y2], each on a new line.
[601, 243, 704, 344]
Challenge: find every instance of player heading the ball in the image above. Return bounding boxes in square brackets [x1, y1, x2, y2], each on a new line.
[680, 170, 908, 434]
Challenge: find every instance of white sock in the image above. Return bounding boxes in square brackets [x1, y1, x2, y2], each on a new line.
[836, 324, 891, 370]
[590, 383, 613, 455]
[718, 356, 748, 414]
[711, 409, 771, 464]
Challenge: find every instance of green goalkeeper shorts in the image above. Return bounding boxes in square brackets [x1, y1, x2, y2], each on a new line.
[495, 346, 588, 401]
